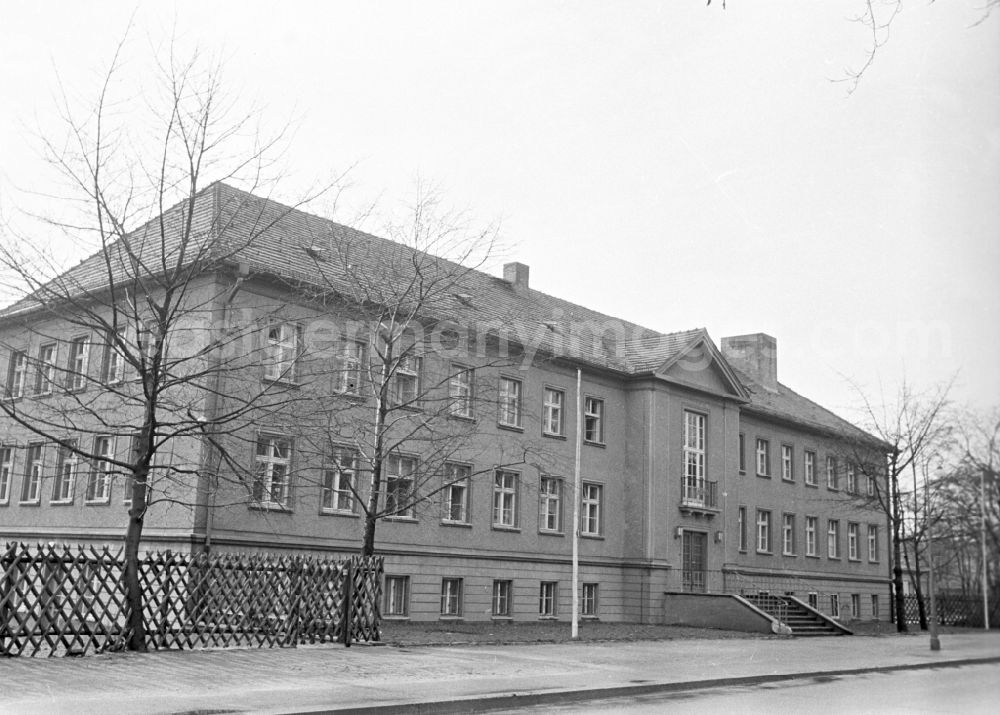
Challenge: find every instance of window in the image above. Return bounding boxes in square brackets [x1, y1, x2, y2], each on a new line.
[264, 322, 302, 382]
[844, 463, 856, 493]
[448, 365, 473, 418]
[582, 583, 599, 617]
[584, 397, 604, 444]
[385, 454, 416, 518]
[756, 509, 771, 553]
[867, 473, 876, 497]
[738, 433, 746, 473]
[737, 506, 748, 551]
[827, 519, 840, 558]
[492, 579, 512, 617]
[539, 581, 557, 617]
[808, 592, 818, 609]
[805, 516, 818, 556]
[492, 469, 519, 528]
[34, 343, 57, 395]
[6, 350, 27, 399]
[804, 450, 816, 485]
[442, 462, 471, 523]
[335, 341, 366, 395]
[102, 329, 126, 384]
[755, 438, 770, 477]
[0, 446, 12, 504]
[848, 522, 860, 560]
[440, 578, 463, 617]
[829, 594, 840, 618]
[86, 436, 115, 504]
[253, 435, 291, 508]
[20, 443, 44, 504]
[52, 441, 78, 504]
[781, 445, 793, 481]
[868, 525, 879, 562]
[321, 448, 357, 514]
[393, 354, 422, 405]
[67, 337, 89, 391]
[498, 376, 522, 428]
[384, 576, 409, 617]
[851, 593, 861, 618]
[871, 594, 880, 619]
[683, 411, 706, 504]
[539, 476, 562, 532]
[543, 387, 564, 436]
[581, 483, 603, 536]
[826, 456, 838, 489]
[782, 513, 796, 555]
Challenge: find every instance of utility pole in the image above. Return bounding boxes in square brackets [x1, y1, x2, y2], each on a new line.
[571, 367, 582, 640]
[926, 466, 939, 651]
[982, 467, 990, 631]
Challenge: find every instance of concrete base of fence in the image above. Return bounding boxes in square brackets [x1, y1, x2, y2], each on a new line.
[662, 592, 777, 633]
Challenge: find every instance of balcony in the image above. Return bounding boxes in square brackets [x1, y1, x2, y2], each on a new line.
[679, 478, 720, 518]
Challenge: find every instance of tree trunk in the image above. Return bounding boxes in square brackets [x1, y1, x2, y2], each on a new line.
[904, 538, 928, 630]
[123, 470, 148, 652]
[890, 456, 908, 632]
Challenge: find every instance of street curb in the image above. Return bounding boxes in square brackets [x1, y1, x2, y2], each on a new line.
[297, 655, 1000, 714]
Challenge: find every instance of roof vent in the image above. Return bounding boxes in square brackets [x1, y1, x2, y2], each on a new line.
[454, 293, 473, 307]
[304, 245, 326, 260]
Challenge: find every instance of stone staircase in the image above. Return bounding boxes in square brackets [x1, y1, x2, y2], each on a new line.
[743, 593, 851, 636]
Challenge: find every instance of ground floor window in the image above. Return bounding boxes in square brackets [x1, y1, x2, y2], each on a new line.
[582, 583, 599, 617]
[493, 579, 512, 617]
[851, 593, 861, 618]
[384, 575, 409, 617]
[830, 594, 840, 618]
[539, 581, 557, 617]
[871, 594, 880, 619]
[440, 578, 463, 617]
[808, 592, 818, 609]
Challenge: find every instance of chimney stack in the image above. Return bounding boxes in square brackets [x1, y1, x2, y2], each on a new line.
[503, 262, 530, 290]
[721, 333, 778, 392]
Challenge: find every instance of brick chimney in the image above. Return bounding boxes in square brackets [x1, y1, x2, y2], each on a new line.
[721, 333, 778, 392]
[503, 262, 530, 290]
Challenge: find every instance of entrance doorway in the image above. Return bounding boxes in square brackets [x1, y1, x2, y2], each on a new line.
[682, 530, 707, 593]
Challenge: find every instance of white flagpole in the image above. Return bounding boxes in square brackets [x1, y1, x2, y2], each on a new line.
[572, 367, 582, 639]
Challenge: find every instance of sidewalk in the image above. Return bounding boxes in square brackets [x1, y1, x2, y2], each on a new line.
[1, 632, 998, 714]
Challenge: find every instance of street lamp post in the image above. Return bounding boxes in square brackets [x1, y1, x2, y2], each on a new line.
[982, 467, 990, 631]
[926, 467, 939, 651]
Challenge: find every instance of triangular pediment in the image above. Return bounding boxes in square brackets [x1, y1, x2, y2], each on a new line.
[655, 335, 749, 400]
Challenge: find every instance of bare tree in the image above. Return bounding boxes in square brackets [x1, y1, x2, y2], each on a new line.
[291, 187, 543, 557]
[845, 378, 953, 631]
[0, 43, 336, 650]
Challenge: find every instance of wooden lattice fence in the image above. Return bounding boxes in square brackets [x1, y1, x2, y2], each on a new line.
[902, 593, 999, 627]
[0, 542, 383, 657]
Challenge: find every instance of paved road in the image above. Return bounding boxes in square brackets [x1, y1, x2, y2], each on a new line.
[532, 662, 1000, 714]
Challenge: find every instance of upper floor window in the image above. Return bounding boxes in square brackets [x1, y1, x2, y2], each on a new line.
[393, 354, 422, 406]
[449, 365, 474, 418]
[781, 445, 793, 481]
[867, 473, 877, 497]
[738, 433, 746, 474]
[543, 387, 564, 436]
[805, 516, 818, 556]
[827, 519, 840, 558]
[384, 454, 416, 518]
[20, 443, 44, 504]
[102, 329, 126, 384]
[253, 435, 291, 508]
[755, 438, 770, 477]
[34, 344, 57, 395]
[264, 322, 302, 382]
[683, 411, 706, 501]
[737, 505, 748, 552]
[442, 462, 471, 523]
[846, 463, 857, 493]
[782, 513, 796, 555]
[321, 447, 357, 514]
[868, 525, 880, 562]
[493, 469, 519, 528]
[756, 509, 772, 553]
[539, 476, 562, 532]
[498, 376, 522, 428]
[584, 397, 604, 444]
[86, 435, 115, 504]
[335, 341, 366, 395]
[826, 456, 838, 489]
[0, 446, 13, 504]
[804, 451, 817, 485]
[6, 350, 27, 399]
[848, 522, 860, 560]
[581, 482, 603, 536]
[67, 337, 89, 391]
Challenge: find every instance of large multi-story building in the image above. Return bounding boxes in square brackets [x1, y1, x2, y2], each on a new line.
[0, 183, 889, 627]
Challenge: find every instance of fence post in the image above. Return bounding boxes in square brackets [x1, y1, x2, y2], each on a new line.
[286, 557, 304, 648]
[341, 560, 354, 648]
[156, 550, 173, 649]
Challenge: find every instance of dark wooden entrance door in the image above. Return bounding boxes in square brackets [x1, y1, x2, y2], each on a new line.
[682, 530, 707, 593]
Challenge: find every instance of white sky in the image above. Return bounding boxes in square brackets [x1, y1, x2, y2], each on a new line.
[1, 1, 998, 420]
